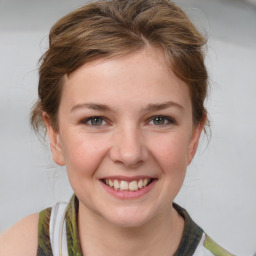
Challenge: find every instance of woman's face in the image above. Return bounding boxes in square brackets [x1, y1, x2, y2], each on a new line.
[46, 46, 204, 227]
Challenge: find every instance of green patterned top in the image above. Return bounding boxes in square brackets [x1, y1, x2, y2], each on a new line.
[37, 195, 234, 256]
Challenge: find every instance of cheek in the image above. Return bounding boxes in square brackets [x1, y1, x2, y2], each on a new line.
[61, 132, 109, 177]
[149, 132, 191, 173]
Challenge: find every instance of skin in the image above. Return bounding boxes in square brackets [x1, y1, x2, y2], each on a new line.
[0, 213, 38, 256]
[0, 46, 205, 256]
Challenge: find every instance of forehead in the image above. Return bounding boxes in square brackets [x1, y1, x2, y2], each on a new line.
[60, 46, 191, 112]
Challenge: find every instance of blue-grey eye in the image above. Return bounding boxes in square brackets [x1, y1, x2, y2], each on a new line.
[153, 116, 166, 125]
[149, 116, 174, 126]
[89, 117, 104, 126]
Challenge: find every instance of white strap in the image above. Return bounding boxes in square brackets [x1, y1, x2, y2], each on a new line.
[49, 202, 69, 256]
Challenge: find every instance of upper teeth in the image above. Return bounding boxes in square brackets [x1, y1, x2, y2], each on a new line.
[105, 178, 151, 191]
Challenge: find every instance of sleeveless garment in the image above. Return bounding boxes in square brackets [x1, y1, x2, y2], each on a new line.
[37, 195, 234, 256]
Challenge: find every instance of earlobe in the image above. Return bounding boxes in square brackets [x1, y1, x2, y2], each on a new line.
[42, 112, 65, 166]
[187, 116, 206, 165]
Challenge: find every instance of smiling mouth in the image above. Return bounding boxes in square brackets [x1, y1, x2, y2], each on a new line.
[101, 178, 154, 192]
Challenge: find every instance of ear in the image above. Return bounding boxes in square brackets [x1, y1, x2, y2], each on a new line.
[187, 115, 206, 165]
[43, 112, 65, 166]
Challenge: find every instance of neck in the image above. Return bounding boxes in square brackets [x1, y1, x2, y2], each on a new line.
[78, 202, 184, 256]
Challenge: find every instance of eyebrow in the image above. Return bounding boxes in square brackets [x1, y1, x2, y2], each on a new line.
[71, 103, 111, 113]
[70, 101, 183, 113]
[144, 101, 184, 112]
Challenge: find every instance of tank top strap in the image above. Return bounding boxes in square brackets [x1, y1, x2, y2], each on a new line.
[49, 202, 69, 256]
[37, 202, 69, 256]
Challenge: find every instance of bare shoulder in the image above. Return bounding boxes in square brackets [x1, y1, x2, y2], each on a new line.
[0, 213, 39, 256]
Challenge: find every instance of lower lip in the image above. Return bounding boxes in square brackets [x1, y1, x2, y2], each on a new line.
[100, 179, 157, 199]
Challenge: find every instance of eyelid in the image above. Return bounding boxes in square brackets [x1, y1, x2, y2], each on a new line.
[80, 116, 108, 126]
[147, 115, 176, 125]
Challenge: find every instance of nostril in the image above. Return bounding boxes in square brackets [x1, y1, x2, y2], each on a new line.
[109, 148, 147, 167]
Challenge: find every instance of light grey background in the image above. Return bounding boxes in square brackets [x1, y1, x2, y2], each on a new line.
[0, 0, 255, 255]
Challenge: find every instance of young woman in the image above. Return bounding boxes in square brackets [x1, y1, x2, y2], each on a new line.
[0, 0, 234, 255]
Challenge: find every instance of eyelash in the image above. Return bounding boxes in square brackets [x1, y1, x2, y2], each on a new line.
[148, 116, 176, 126]
[80, 116, 107, 126]
[80, 115, 176, 127]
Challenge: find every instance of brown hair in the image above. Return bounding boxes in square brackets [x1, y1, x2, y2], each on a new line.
[31, 0, 208, 132]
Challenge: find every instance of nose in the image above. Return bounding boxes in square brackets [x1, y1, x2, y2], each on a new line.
[109, 125, 149, 168]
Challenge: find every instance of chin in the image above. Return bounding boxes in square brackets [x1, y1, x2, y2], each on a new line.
[102, 206, 155, 228]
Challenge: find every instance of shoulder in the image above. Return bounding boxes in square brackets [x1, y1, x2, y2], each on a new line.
[0, 213, 39, 256]
[193, 233, 235, 256]
[173, 203, 234, 256]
